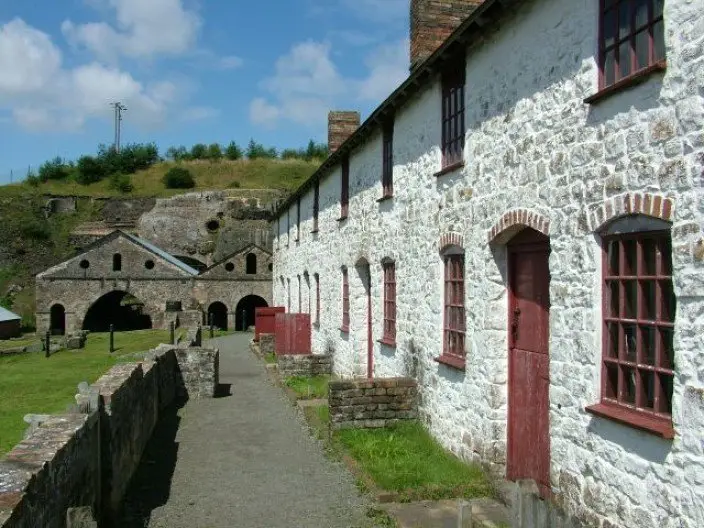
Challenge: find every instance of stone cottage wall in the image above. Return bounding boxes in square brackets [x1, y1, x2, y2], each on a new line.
[271, 0, 704, 526]
[0, 343, 219, 527]
[329, 378, 418, 429]
[277, 354, 332, 378]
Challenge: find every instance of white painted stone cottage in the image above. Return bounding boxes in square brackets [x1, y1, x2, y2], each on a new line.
[272, 0, 704, 526]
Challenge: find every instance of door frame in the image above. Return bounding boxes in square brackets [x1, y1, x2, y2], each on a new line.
[506, 229, 551, 496]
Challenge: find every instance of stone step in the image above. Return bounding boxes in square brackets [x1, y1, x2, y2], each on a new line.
[380, 497, 510, 528]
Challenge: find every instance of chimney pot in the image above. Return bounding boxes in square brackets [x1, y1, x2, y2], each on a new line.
[410, 0, 483, 70]
[328, 111, 361, 154]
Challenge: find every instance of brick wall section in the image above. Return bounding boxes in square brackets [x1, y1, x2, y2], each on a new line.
[0, 341, 219, 526]
[329, 378, 418, 429]
[410, 0, 483, 69]
[328, 111, 360, 153]
[277, 355, 332, 377]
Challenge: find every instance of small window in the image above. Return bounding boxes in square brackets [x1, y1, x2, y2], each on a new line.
[225, 262, 235, 272]
[341, 268, 349, 332]
[599, 0, 666, 89]
[80, 259, 90, 269]
[246, 253, 257, 274]
[340, 156, 349, 219]
[315, 273, 320, 324]
[441, 53, 466, 169]
[601, 225, 675, 419]
[443, 247, 465, 359]
[382, 261, 396, 344]
[382, 121, 394, 198]
[268, 263, 273, 272]
[206, 219, 220, 232]
[313, 182, 320, 232]
[113, 254, 122, 272]
[145, 260, 155, 270]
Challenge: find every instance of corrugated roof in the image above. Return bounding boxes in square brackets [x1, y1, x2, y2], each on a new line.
[122, 232, 200, 276]
[0, 306, 21, 322]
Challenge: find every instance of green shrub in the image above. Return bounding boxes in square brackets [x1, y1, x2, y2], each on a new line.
[225, 141, 243, 160]
[76, 155, 106, 185]
[38, 157, 70, 182]
[207, 143, 223, 161]
[108, 173, 133, 193]
[162, 167, 195, 189]
[190, 143, 207, 160]
[25, 173, 40, 187]
[228, 180, 241, 188]
[20, 219, 50, 240]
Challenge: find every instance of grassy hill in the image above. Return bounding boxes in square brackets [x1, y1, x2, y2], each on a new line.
[0, 158, 320, 328]
[21, 158, 320, 197]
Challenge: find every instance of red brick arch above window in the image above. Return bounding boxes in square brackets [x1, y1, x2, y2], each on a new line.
[488, 209, 550, 244]
[438, 232, 464, 252]
[589, 192, 674, 233]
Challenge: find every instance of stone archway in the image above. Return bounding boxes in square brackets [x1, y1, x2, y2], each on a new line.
[50, 304, 66, 336]
[207, 302, 229, 330]
[235, 295, 268, 332]
[83, 291, 152, 332]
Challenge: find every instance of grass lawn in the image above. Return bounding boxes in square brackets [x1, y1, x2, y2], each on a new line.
[264, 352, 277, 364]
[336, 421, 494, 501]
[284, 375, 330, 399]
[0, 329, 171, 456]
[0, 335, 41, 351]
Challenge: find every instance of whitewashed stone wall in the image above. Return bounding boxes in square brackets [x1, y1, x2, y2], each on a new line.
[273, 0, 704, 526]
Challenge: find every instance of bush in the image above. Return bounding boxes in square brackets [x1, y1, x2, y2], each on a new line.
[25, 173, 40, 187]
[20, 219, 50, 240]
[76, 155, 106, 185]
[162, 167, 195, 189]
[207, 143, 223, 161]
[228, 180, 241, 188]
[225, 141, 242, 160]
[38, 157, 70, 182]
[190, 143, 207, 160]
[108, 173, 133, 193]
[246, 139, 277, 159]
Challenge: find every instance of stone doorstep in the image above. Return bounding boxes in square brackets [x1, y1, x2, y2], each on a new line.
[380, 498, 510, 528]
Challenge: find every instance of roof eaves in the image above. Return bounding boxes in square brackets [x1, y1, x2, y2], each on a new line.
[272, 0, 506, 220]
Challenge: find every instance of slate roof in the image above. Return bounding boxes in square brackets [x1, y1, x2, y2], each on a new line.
[121, 232, 200, 276]
[0, 306, 21, 322]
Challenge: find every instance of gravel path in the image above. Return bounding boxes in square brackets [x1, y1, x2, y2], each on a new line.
[118, 333, 375, 528]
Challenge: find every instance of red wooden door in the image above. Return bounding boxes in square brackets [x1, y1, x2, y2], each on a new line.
[507, 229, 551, 497]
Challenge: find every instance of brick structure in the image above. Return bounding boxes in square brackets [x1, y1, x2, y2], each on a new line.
[329, 378, 418, 429]
[410, 0, 483, 69]
[277, 354, 332, 378]
[328, 111, 360, 153]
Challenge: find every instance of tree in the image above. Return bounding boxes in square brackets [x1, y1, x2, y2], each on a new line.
[38, 157, 70, 182]
[190, 143, 207, 160]
[76, 156, 106, 185]
[280, 148, 300, 160]
[225, 141, 243, 160]
[162, 167, 195, 189]
[246, 139, 266, 159]
[207, 143, 223, 161]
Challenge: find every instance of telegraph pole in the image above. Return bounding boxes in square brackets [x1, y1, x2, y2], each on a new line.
[111, 102, 127, 153]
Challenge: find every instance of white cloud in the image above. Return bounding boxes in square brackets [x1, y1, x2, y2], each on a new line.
[249, 38, 409, 129]
[358, 38, 409, 101]
[218, 55, 244, 70]
[62, 0, 201, 61]
[0, 18, 183, 132]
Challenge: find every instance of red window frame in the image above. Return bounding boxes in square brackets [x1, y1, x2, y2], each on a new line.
[315, 273, 320, 324]
[441, 54, 466, 169]
[382, 122, 394, 198]
[382, 261, 396, 344]
[340, 156, 349, 219]
[296, 198, 301, 241]
[341, 268, 350, 332]
[443, 253, 465, 359]
[600, 231, 675, 422]
[313, 182, 320, 232]
[598, 0, 665, 90]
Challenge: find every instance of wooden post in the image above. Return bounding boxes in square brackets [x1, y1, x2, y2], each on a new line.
[45, 331, 51, 358]
[109, 324, 115, 353]
[170, 321, 175, 345]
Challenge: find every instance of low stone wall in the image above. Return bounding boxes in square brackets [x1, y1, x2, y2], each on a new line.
[0, 342, 219, 527]
[278, 354, 332, 378]
[329, 378, 418, 429]
[259, 333, 275, 355]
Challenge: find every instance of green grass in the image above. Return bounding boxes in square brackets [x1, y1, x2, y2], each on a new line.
[284, 375, 330, 399]
[264, 352, 277, 364]
[16, 158, 320, 197]
[0, 329, 171, 456]
[336, 421, 493, 500]
[0, 335, 40, 351]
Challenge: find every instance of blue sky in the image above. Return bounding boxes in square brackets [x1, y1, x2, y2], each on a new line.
[0, 0, 410, 182]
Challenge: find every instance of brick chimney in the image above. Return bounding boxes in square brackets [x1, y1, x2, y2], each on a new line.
[328, 111, 360, 153]
[410, 0, 483, 70]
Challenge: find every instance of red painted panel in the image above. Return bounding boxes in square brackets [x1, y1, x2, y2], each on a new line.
[507, 231, 551, 498]
[255, 307, 285, 341]
[275, 313, 312, 355]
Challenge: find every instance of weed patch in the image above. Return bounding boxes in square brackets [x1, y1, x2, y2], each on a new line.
[284, 375, 329, 399]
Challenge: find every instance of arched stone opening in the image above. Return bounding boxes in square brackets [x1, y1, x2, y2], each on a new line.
[235, 295, 268, 332]
[83, 291, 152, 332]
[50, 304, 66, 336]
[207, 302, 229, 330]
